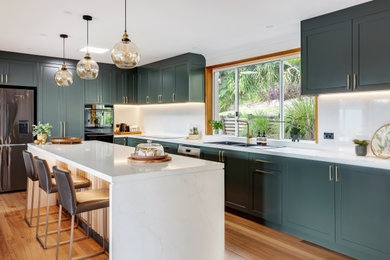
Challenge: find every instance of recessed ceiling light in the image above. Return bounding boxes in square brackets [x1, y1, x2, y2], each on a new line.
[240, 71, 257, 75]
[79, 46, 109, 54]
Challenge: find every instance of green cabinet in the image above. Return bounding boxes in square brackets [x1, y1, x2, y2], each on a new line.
[85, 69, 115, 104]
[283, 159, 335, 243]
[0, 59, 37, 86]
[126, 138, 145, 147]
[353, 10, 390, 91]
[301, 1, 390, 94]
[136, 53, 205, 104]
[116, 69, 136, 104]
[114, 137, 127, 146]
[200, 147, 221, 162]
[335, 164, 390, 259]
[223, 150, 250, 211]
[39, 64, 84, 138]
[249, 153, 281, 225]
[301, 21, 352, 94]
[158, 141, 178, 154]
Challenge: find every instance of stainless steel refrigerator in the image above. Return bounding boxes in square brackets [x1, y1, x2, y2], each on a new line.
[0, 87, 35, 192]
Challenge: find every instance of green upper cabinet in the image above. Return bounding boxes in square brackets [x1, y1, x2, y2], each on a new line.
[283, 158, 335, 243]
[335, 164, 390, 259]
[353, 10, 390, 92]
[0, 59, 37, 86]
[137, 68, 149, 104]
[115, 69, 136, 104]
[301, 21, 352, 94]
[136, 53, 205, 104]
[301, 1, 390, 94]
[39, 64, 84, 138]
[84, 68, 115, 104]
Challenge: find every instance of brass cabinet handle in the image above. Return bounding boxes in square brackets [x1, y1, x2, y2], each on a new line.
[347, 74, 350, 90]
[218, 151, 221, 162]
[353, 73, 357, 90]
[255, 169, 272, 174]
[126, 96, 128, 103]
[5, 74, 7, 84]
[172, 93, 176, 102]
[221, 151, 225, 163]
[63, 121, 66, 137]
[59, 122, 62, 137]
[329, 165, 333, 181]
[335, 166, 340, 182]
[255, 159, 273, 164]
[146, 96, 149, 104]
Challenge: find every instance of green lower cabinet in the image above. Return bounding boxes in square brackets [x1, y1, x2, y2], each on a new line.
[335, 164, 390, 259]
[114, 137, 127, 146]
[283, 159, 335, 243]
[158, 141, 178, 154]
[224, 150, 249, 211]
[201, 147, 221, 162]
[250, 167, 281, 225]
[127, 138, 144, 147]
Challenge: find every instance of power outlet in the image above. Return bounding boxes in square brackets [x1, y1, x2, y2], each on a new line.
[324, 132, 334, 140]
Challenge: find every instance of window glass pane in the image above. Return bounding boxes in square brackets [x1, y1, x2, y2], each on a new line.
[215, 69, 236, 135]
[238, 61, 280, 139]
[283, 57, 315, 141]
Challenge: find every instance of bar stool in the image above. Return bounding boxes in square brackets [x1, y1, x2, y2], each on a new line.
[53, 166, 109, 260]
[22, 150, 57, 227]
[34, 156, 91, 249]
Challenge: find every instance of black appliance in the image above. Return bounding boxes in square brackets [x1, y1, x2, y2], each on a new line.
[0, 87, 35, 192]
[84, 104, 114, 143]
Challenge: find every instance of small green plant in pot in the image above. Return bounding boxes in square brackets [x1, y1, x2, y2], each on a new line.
[285, 114, 307, 142]
[32, 122, 53, 144]
[209, 120, 224, 135]
[353, 139, 369, 156]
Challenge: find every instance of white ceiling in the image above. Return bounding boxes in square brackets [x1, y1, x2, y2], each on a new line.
[0, 0, 370, 66]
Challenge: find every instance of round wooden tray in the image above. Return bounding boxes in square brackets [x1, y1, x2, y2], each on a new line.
[50, 137, 83, 144]
[128, 155, 171, 163]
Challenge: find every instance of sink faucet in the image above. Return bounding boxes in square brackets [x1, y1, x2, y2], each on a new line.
[237, 120, 251, 144]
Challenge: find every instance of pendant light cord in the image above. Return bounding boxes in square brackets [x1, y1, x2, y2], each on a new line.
[124, 0, 127, 33]
[86, 20, 89, 53]
[63, 37, 65, 65]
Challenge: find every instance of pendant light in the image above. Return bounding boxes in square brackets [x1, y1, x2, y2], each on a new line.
[111, 0, 140, 69]
[77, 15, 99, 80]
[54, 34, 74, 87]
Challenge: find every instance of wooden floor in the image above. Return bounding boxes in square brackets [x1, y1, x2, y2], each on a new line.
[0, 192, 354, 260]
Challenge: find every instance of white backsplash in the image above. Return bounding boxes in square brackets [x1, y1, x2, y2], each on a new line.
[318, 91, 390, 152]
[114, 103, 205, 137]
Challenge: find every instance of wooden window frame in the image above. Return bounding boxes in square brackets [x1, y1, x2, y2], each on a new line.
[205, 48, 319, 143]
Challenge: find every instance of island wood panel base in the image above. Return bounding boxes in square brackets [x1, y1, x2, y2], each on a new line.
[26, 148, 110, 244]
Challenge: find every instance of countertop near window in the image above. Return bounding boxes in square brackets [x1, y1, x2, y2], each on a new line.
[116, 135, 390, 171]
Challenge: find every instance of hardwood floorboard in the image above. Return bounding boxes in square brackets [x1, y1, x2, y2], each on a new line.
[0, 192, 354, 260]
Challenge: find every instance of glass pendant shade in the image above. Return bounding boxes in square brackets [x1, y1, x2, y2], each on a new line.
[55, 64, 74, 86]
[111, 32, 140, 69]
[77, 52, 99, 80]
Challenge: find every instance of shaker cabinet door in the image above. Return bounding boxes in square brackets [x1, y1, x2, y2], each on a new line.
[301, 21, 353, 94]
[353, 10, 390, 91]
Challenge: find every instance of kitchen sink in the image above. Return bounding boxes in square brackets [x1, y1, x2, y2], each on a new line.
[205, 141, 244, 145]
[205, 141, 283, 149]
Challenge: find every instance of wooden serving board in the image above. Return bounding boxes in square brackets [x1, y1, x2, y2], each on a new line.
[50, 137, 82, 144]
[128, 156, 172, 163]
[114, 131, 142, 135]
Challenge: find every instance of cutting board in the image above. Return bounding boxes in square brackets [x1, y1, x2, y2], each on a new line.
[114, 131, 142, 135]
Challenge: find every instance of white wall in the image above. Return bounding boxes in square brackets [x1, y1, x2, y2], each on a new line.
[114, 103, 205, 137]
[318, 91, 390, 152]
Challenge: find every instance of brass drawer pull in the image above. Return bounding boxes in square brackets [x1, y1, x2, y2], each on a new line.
[255, 169, 272, 174]
[255, 159, 273, 164]
[221, 151, 225, 163]
[347, 74, 350, 90]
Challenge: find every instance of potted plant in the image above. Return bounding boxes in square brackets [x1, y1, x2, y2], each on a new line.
[285, 114, 307, 142]
[353, 139, 369, 156]
[209, 120, 224, 135]
[32, 122, 52, 144]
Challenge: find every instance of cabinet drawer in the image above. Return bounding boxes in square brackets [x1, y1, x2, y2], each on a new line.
[249, 153, 280, 171]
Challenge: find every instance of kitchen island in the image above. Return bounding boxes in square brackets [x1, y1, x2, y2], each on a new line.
[27, 141, 224, 260]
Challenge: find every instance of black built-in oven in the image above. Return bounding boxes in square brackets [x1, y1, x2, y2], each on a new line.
[84, 104, 114, 143]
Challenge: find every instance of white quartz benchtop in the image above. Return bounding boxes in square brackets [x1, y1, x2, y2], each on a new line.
[116, 135, 390, 171]
[28, 141, 223, 183]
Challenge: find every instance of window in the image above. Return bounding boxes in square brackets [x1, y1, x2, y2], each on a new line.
[213, 56, 316, 141]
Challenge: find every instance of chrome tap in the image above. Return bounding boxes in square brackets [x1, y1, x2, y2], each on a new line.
[237, 120, 251, 144]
